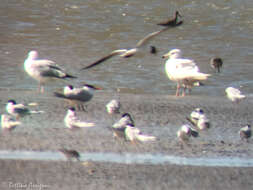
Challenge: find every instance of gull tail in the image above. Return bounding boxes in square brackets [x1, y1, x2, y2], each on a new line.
[6, 121, 22, 127]
[27, 102, 39, 106]
[30, 110, 45, 114]
[54, 92, 65, 99]
[191, 73, 211, 81]
[136, 134, 157, 142]
[74, 122, 95, 128]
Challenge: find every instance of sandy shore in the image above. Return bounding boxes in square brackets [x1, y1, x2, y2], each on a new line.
[1, 159, 253, 190]
[0, 89, 253, 189]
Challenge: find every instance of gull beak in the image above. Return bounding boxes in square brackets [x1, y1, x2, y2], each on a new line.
[94, 86, 103, 90]
[83, 83, 103, 90]
[162, 52, 170, 59]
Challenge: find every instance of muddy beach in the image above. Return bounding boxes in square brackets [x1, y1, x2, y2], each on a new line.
[0, 89, 253, 189]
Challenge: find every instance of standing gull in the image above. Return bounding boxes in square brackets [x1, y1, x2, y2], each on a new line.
[163, 49, 211, 96]
[54, 84, 102, 111]
[106, 99, 121, 114]
[157, 11, 183, 27]
[64, 107, 95, 129]
[225, 87, 245, 103]
[177, 124, 199, 143]
[6, 99, 44, 119]
[124, 124, 156, 143]
[81, 27, 169, 70]
[239, 125, 251, 142]
[24, 50, 77, 93]
[186, 108, 210, 130]
[111, 113, 134, 139]
[1, 114, 21, 131]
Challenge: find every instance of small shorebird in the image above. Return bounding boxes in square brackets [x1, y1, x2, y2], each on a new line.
[163, 49, 210, 96]
[54, 84, 102, 111]
[64, 107, 95, 129]
[24, 50, 77, 93]
[157, 11, 183, 27]
[124, 124, 156, 143]
[210, 57, 223, 73]
[81, 27, 169, 70]
[1, 114, 21, 131]
[225, 87, 245, 103]
[59, 148, 81, 161]
[177, 124, 199, 143]
[6, 99, 43, 119]
[106, 99, 121, 114]
[239, 125, 251, 142]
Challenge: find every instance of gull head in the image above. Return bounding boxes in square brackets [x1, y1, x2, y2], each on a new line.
[64, 85, 74, 93]
[175, 11, 182, 18]
[162, 49, 181, 59]
[67, 107, 76, 116]
[7, 99, 17, 105]
[66, 85, 74, 90]
[27, 50, 39, 60]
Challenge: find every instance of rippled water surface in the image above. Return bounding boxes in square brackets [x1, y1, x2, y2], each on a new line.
[1, 0, 253, 95]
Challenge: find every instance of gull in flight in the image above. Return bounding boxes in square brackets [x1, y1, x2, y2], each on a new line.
[24, 50, 77, 93]
[6, 99, 44, 119]
[59, 148, 81, 161]
[81, 27, 169, 70]
[106, 99, 121, 114]
[64, 107, 95, 129]
[163, 49, 211, 96]
[1, 114, 21, 131]
[225, 87, 245, 103]
[157, 11, 183, 27]
[177, 124, 199, 144]
[239, 124, 251, 142]
[210, 57, 223, 73]
[54, 84, 102, 111]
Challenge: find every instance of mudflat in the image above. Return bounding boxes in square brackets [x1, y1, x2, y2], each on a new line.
[0, 89, 253, 189]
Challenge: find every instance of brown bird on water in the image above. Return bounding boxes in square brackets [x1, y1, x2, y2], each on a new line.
[81, 27, 169, 70]
[157, 11, 183, 27]
[210, 57, 223, 73]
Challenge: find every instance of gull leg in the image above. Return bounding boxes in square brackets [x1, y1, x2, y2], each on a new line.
[182, 86, 186, 97]
[38, 83, 41, 93]
[176, 83, 180, 96]
[41, 84, 45, 93]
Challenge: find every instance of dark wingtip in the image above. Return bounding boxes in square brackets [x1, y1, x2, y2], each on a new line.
[54, 92, 65, 98]
[65, 74, 77, 79]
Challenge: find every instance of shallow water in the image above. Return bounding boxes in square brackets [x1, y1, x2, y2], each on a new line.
[0, 150, 253, 167]
[1, 0, 253, 95]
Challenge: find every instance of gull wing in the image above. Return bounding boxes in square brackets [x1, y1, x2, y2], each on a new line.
[81, 49, 127, 70]
[136, 27, 168, 48]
